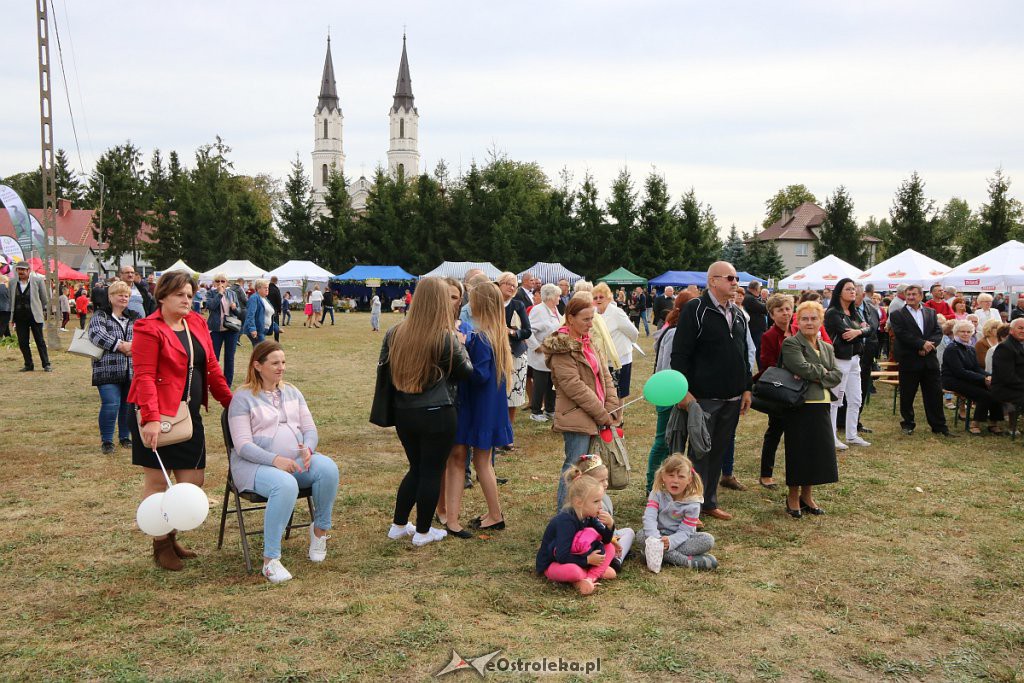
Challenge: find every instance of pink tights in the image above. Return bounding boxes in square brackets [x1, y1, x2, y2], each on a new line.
[543, 542, 615, 584]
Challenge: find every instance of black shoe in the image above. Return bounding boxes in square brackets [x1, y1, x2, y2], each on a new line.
[496, 477, 509, 485]
[800, 500, 826, 515]
[936, 430, 959, 438]
[464, 476, 473, 489]
[610, 557, 623, 573]
[901, 427, 915, 436]
[785, 503, 802, 519]
[119, 438, 132, 449]
[43, 365, 53, 372]
[469, 516, 505, 531]
[444, 525, 473, 539]
[859, 426, 874, 434]
[19, 366, 33, 372]
[101, 442, 115, 455]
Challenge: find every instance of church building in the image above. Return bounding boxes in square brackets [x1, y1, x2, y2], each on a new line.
[311, 34, 419, 212]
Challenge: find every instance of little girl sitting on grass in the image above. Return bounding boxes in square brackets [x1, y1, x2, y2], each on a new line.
[535, 476, 618, 595]
[639, 453, 718, 572]
[563, 454, 635, 572]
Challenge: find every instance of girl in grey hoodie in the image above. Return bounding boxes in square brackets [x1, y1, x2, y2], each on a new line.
[638, 453, 718, 572]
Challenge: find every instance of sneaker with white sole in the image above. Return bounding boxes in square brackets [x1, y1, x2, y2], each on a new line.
[411, 527, 448, 547]
[545, 411, 555, 420]
[834, 440, 849, 451]
[644, 537, 664, 573]
[309, 526, 329, 562]
[262, 558, 293, 584]
[529, 413, 549, 423]
[846, 436, 871, 447]
[387, 522, 416, 540]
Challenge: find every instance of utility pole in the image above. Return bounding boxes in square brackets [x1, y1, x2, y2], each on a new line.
[36, 0, 59, 346]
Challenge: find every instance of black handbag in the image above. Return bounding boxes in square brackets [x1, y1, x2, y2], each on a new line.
[753, 366, 808, 408]
[369, 337, 397, 428]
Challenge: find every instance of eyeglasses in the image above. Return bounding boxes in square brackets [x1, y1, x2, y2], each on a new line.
[215, 279, 226, 283]
[712, 275, 739, 282]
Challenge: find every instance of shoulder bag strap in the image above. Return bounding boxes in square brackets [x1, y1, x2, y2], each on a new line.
[182, 319, 195, 397]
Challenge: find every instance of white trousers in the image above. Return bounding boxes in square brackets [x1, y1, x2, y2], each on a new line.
[829, 356, 862, 441]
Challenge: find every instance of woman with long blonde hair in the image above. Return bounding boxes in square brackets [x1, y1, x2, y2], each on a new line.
[444, 282, 513, 537]
[377, 277, 474, 547]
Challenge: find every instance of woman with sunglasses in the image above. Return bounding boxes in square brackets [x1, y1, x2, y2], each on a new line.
[206, 273, 240, 385]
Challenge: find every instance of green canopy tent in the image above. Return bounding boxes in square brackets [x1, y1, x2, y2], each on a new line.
[596, 266, 647, 286]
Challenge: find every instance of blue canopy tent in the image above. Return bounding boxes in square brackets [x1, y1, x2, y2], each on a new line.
[649, 271, 707, 288]
[332, 265, 418, 310]
[737, 271, 767, 286]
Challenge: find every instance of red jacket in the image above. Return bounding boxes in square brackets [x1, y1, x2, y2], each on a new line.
[756, 324, 789, 380]
[128, 310, 232, 423]
[924, 299, 954, 319]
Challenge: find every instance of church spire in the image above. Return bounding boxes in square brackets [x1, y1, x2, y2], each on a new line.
[391, 33, 415, 113]
[318, 35, 340, 113]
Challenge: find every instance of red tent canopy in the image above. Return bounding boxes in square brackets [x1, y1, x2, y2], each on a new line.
[28, 257, 88, 281]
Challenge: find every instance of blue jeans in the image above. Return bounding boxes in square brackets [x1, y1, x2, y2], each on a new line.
[210, 329, 239, 385]
[556, 432, 593, 511]
[97, 382, 130, 444]
[639, 309, 650, 335]
[723, 435, 735, 477]
[251, 453, 339, 560]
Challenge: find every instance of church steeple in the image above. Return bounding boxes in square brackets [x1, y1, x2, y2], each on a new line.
[318, 35, 340, 113]
[391, 33, 416, 113]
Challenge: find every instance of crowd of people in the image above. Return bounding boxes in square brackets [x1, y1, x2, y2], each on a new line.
[12, 259, 1024, 588]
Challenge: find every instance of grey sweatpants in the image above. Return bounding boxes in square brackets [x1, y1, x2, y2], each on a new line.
[637, 530, 715, 565]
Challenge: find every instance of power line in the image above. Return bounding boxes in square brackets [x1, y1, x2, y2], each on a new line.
[47, 0, 86, 176]
[60, 0, 95, 171]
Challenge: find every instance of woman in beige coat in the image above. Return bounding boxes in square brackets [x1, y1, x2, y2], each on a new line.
[543, 294, 621, 510]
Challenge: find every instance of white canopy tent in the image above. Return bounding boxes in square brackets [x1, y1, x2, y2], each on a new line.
[156, 258, 198, 276]
[779, 254, 863, 290]
[941, 240, 1024, 291]
[856, 249, 950, 290]
[420, 261, 503, 280]
[199, 260, 269, 284]
[268, 260, 335, 300]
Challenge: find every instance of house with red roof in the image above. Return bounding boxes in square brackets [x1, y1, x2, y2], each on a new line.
[747, 202, 880, 274]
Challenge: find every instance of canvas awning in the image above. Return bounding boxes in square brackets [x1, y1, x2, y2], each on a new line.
[856, 249, 950, 290]
[649, 271, 707, 287]
[941, 240, 1024, 291]
[28, 257, 88, 281]
[517, 262, 583, 285]
[199, 260, 269, 283]
[779, 255, 863, 290]
[333, 265, 417, 281]
[420, 261, 502, 280]
[156, 258, 198, 276]
[596, 267, 647, 286]
[269, 260, 334, 284]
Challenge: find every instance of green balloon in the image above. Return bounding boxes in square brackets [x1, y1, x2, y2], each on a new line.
[643, 370, 689, 406]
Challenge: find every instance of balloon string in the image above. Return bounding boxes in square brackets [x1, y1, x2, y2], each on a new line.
[152, 448, 173, 488]
[609, 396, 645, 414]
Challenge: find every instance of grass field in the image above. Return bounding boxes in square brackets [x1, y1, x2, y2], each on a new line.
[1, 313, 1022, 682]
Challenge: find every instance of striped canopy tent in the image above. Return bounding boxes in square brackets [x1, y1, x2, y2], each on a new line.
[596, 266, 647, 286]
[518, 262, 583, 285]
[420, 261, 503, 280]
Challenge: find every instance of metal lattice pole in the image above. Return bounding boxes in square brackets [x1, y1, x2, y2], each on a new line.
[36, 0, 60, 346]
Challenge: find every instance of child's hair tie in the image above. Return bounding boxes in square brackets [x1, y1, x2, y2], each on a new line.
[578, 454, 604, 473]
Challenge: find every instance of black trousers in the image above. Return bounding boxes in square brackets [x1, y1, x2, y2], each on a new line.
[691, 399, 740, 512]
[530, 369, 555, 414]
[943, 377, 1003, 423]
[760, 412, 785, 478]
[899, 367, 947, 433]
[14, 313, 49, 369]
[861, 341, 878, 398]
[393, 405, 457, 533]
[271, 313, 280, 341]
[0, 310, 10, 337]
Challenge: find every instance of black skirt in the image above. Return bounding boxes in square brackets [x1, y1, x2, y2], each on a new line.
[783, 403, 838, 487]
[131, 329, 208, 471]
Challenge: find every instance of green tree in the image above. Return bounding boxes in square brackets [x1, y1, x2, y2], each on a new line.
[606, 168, 638, 271]
[576, 172, 610, 274]
[87, 141, 146, 264]
[958, 169, 1022, 259]
[763, 184, 817, 229]
[55, 148, 84, 204]
[634, 171, 676, 276]
[403, 167, 449, 273]
[742, 234, 786, 280]
[677, 188, 721, 271]
[314, 168, 354, 272]
[886, 171, 954, 262]
[1, 169, 43, 208]
[277, 155, 317, 261]
[356, 168, 412, 265]
[815, 186, 865, 267]
[720, 223, 745, 264]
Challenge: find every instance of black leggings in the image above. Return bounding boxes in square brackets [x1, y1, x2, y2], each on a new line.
[393, 405, 457, 533]
[531, 369, 555, 414]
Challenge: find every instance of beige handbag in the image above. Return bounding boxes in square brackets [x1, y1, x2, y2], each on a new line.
[67, 328, 104, 360]
[136, 321, 195, 447]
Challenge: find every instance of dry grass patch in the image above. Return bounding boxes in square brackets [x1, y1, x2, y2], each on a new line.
[1, 313, 1022, 681]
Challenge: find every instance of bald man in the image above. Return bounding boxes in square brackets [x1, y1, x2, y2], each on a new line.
[991, 318, 1024, 410]
[514, 272, 534, 310]
[670, 261, 753, 520]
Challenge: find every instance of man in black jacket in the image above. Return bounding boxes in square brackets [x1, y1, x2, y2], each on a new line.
[513, 272, 534, 310]
[742, 282, 769, 362]
[268, 276, 283, 341]
[856, 284, 880, 404]
[652, 286, 675, 328]
[991, 318, 1024, 409]
[889, 284, 952, 436]
[671, 261, 752, 520]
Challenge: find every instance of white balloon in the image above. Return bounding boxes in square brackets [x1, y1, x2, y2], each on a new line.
[136, 493, 173, 536]
[161, 483, 210, 531]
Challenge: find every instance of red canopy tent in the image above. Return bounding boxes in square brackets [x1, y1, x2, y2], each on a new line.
[28, 257, 88, 281]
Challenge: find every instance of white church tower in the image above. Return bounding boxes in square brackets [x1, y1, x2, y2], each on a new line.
[312, 36, 344, 206]
[387, 34, 420, 179]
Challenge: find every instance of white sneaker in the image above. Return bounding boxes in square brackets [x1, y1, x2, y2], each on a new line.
[262, 558, 293, 584]
[847, 436, 871, 447]
[645, 537, 664, 574]
[411, 527, 448, 547]
[529, 413, 549, 423]
[387, 522, 416, 540]
[308, 526, 329, 562]
[834, 439, 849, 451]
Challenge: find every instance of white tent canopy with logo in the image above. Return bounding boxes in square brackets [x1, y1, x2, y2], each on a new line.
[941, 240, 1024, 291]
[420, 261, 503, 280]
[199, 259, 269, 283]
[856, 249, 950, 290]
[779, 254, 863, 290]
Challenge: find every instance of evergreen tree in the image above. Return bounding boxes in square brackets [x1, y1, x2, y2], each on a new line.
[539, 170, 582, 274]
[404, 168, 448, 273]
[958, 169, 1022, 259]
[635, 171, 676, 276]
[606, 168, 638, 271]
[314, 168, 354, 272]
[87, 141, 146, 264]
[720, 223, 745, 264]
[236, 175, 283, 266]
[741, 234, 786, 280]
[576, 173, 610, 274]
[1, 169, 43, 208]
[277, 155, 317, 261]
[54, 148, 84, 204]
[763, 184, 817, 229]
[677, 188, 720, 271]
[174, 137, 242, 270]
[815, 185, 865, 267]
[696, 202, 724, 270]
[356, 168, 411, 265]
[886, 171, 954, 262]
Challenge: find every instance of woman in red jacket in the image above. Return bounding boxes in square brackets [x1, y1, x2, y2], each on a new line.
[758, 293, 794, 489]
[128, 270, 233, 570]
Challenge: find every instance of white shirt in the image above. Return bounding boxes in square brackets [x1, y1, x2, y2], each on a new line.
[600, 301, 639, 365]
[907, 305, 926, 334]
[310, 290, 323, 303]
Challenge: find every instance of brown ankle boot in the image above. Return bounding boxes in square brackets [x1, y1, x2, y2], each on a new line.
[169, 531, 198, 559]
[153, 537, 184, 571]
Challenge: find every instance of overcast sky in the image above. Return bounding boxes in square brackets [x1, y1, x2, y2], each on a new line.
[2, 1, 1022, 233]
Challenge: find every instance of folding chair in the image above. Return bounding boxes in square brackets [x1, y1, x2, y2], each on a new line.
[947, 392, 974, 432]
[1004, 403, 1021, 441]
[217, 410, 315, 573]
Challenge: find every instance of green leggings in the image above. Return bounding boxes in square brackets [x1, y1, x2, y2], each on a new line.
[646, 405, 674, 493]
